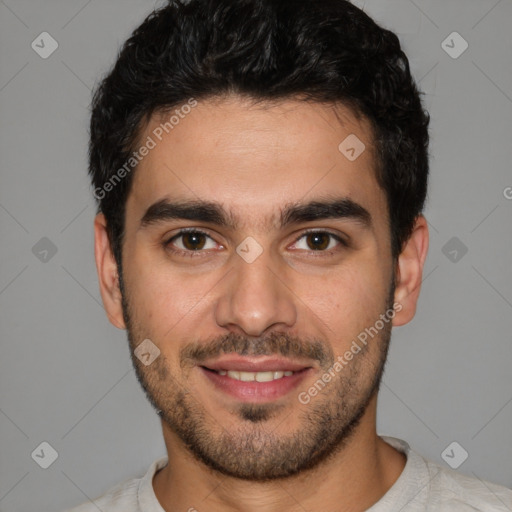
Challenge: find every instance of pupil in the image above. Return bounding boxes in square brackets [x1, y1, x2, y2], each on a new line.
[184, 232, 205, 250]
[308, 233, 328, 250]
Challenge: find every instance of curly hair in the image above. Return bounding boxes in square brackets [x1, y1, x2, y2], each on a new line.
[89, 0, 430, 269]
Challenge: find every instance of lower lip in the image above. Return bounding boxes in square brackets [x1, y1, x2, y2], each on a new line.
[199, 367, 312, 402]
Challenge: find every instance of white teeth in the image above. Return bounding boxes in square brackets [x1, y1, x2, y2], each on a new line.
[219, 370, 295, 381]
[239, 371, 255, 382]
[258, 371, 276, 382]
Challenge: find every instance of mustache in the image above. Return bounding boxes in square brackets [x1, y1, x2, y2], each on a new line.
[180, 331, 334, 369]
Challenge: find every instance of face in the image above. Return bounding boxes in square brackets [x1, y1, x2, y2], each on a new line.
[97, 95, 420, 480]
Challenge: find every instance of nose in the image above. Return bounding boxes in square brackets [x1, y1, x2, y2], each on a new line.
[214, 245, 297, 337]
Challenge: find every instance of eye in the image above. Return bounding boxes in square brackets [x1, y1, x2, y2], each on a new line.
[163, 228, 347, 258]
[291, 230, 347, 254]
[164, 228, 220, 256]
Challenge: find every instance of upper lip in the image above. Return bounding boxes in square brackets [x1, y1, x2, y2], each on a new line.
[200, 356, 313, 373]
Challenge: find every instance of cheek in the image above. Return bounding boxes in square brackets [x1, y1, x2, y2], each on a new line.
[124, 254, 216, 339]
[302, 260, 390, 337]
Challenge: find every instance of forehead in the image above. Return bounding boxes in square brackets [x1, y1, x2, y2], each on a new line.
[126, 96, 387, 232]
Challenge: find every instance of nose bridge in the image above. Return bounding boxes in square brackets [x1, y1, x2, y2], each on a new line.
[214, 238, 297, 336]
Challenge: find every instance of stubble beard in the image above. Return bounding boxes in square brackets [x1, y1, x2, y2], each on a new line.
[119, 269, 394, 481]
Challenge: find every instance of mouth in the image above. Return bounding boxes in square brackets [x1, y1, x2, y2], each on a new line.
[198, 356, 314, 402]
[204, 368, 296, 382]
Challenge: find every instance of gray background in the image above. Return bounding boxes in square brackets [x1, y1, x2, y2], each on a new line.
[0, 0, 511, 510]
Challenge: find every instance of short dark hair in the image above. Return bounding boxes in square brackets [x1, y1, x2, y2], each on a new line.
[89, 0, 430, 270]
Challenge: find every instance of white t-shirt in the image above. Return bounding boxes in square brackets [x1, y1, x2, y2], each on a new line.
[64, 436, 512, 511]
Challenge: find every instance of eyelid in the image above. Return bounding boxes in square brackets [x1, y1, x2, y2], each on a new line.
[293, 228, 348, 245]
[289, 229, 348, 254]
[165, 228, 219, 253]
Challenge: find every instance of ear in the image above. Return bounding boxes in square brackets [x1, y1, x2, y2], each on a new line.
[94, 213, 126, 329]
[392, 215, 429, 327]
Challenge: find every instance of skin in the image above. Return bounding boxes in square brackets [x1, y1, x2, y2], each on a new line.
[94, 95, 429, 512]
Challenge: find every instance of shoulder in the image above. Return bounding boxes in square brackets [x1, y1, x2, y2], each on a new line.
[380, 436, 512, 511]
[424, 459, 512, 511]
[63, 478, 140, 512]
[62, 457, 168, 512]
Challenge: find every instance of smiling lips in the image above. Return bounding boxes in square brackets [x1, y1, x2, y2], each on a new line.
[199, 356, 314, 401]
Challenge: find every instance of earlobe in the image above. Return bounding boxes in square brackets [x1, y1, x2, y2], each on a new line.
[94, 213, 126, 329]
[392, 215, 429, 327]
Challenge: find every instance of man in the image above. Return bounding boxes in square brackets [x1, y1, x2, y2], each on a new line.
[67, 0, 512, 510]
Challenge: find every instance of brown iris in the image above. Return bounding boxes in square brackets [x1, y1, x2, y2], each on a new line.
[305, 232, 330, 250]
[182, 232, 207, 250]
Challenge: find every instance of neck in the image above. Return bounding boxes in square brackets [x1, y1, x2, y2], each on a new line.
[153, 394, 406, 512]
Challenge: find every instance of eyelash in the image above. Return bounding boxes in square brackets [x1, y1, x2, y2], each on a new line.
[163, 228, 348, 258]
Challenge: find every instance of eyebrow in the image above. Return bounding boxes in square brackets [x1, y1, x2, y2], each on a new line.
[139, 196, 372, 231]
